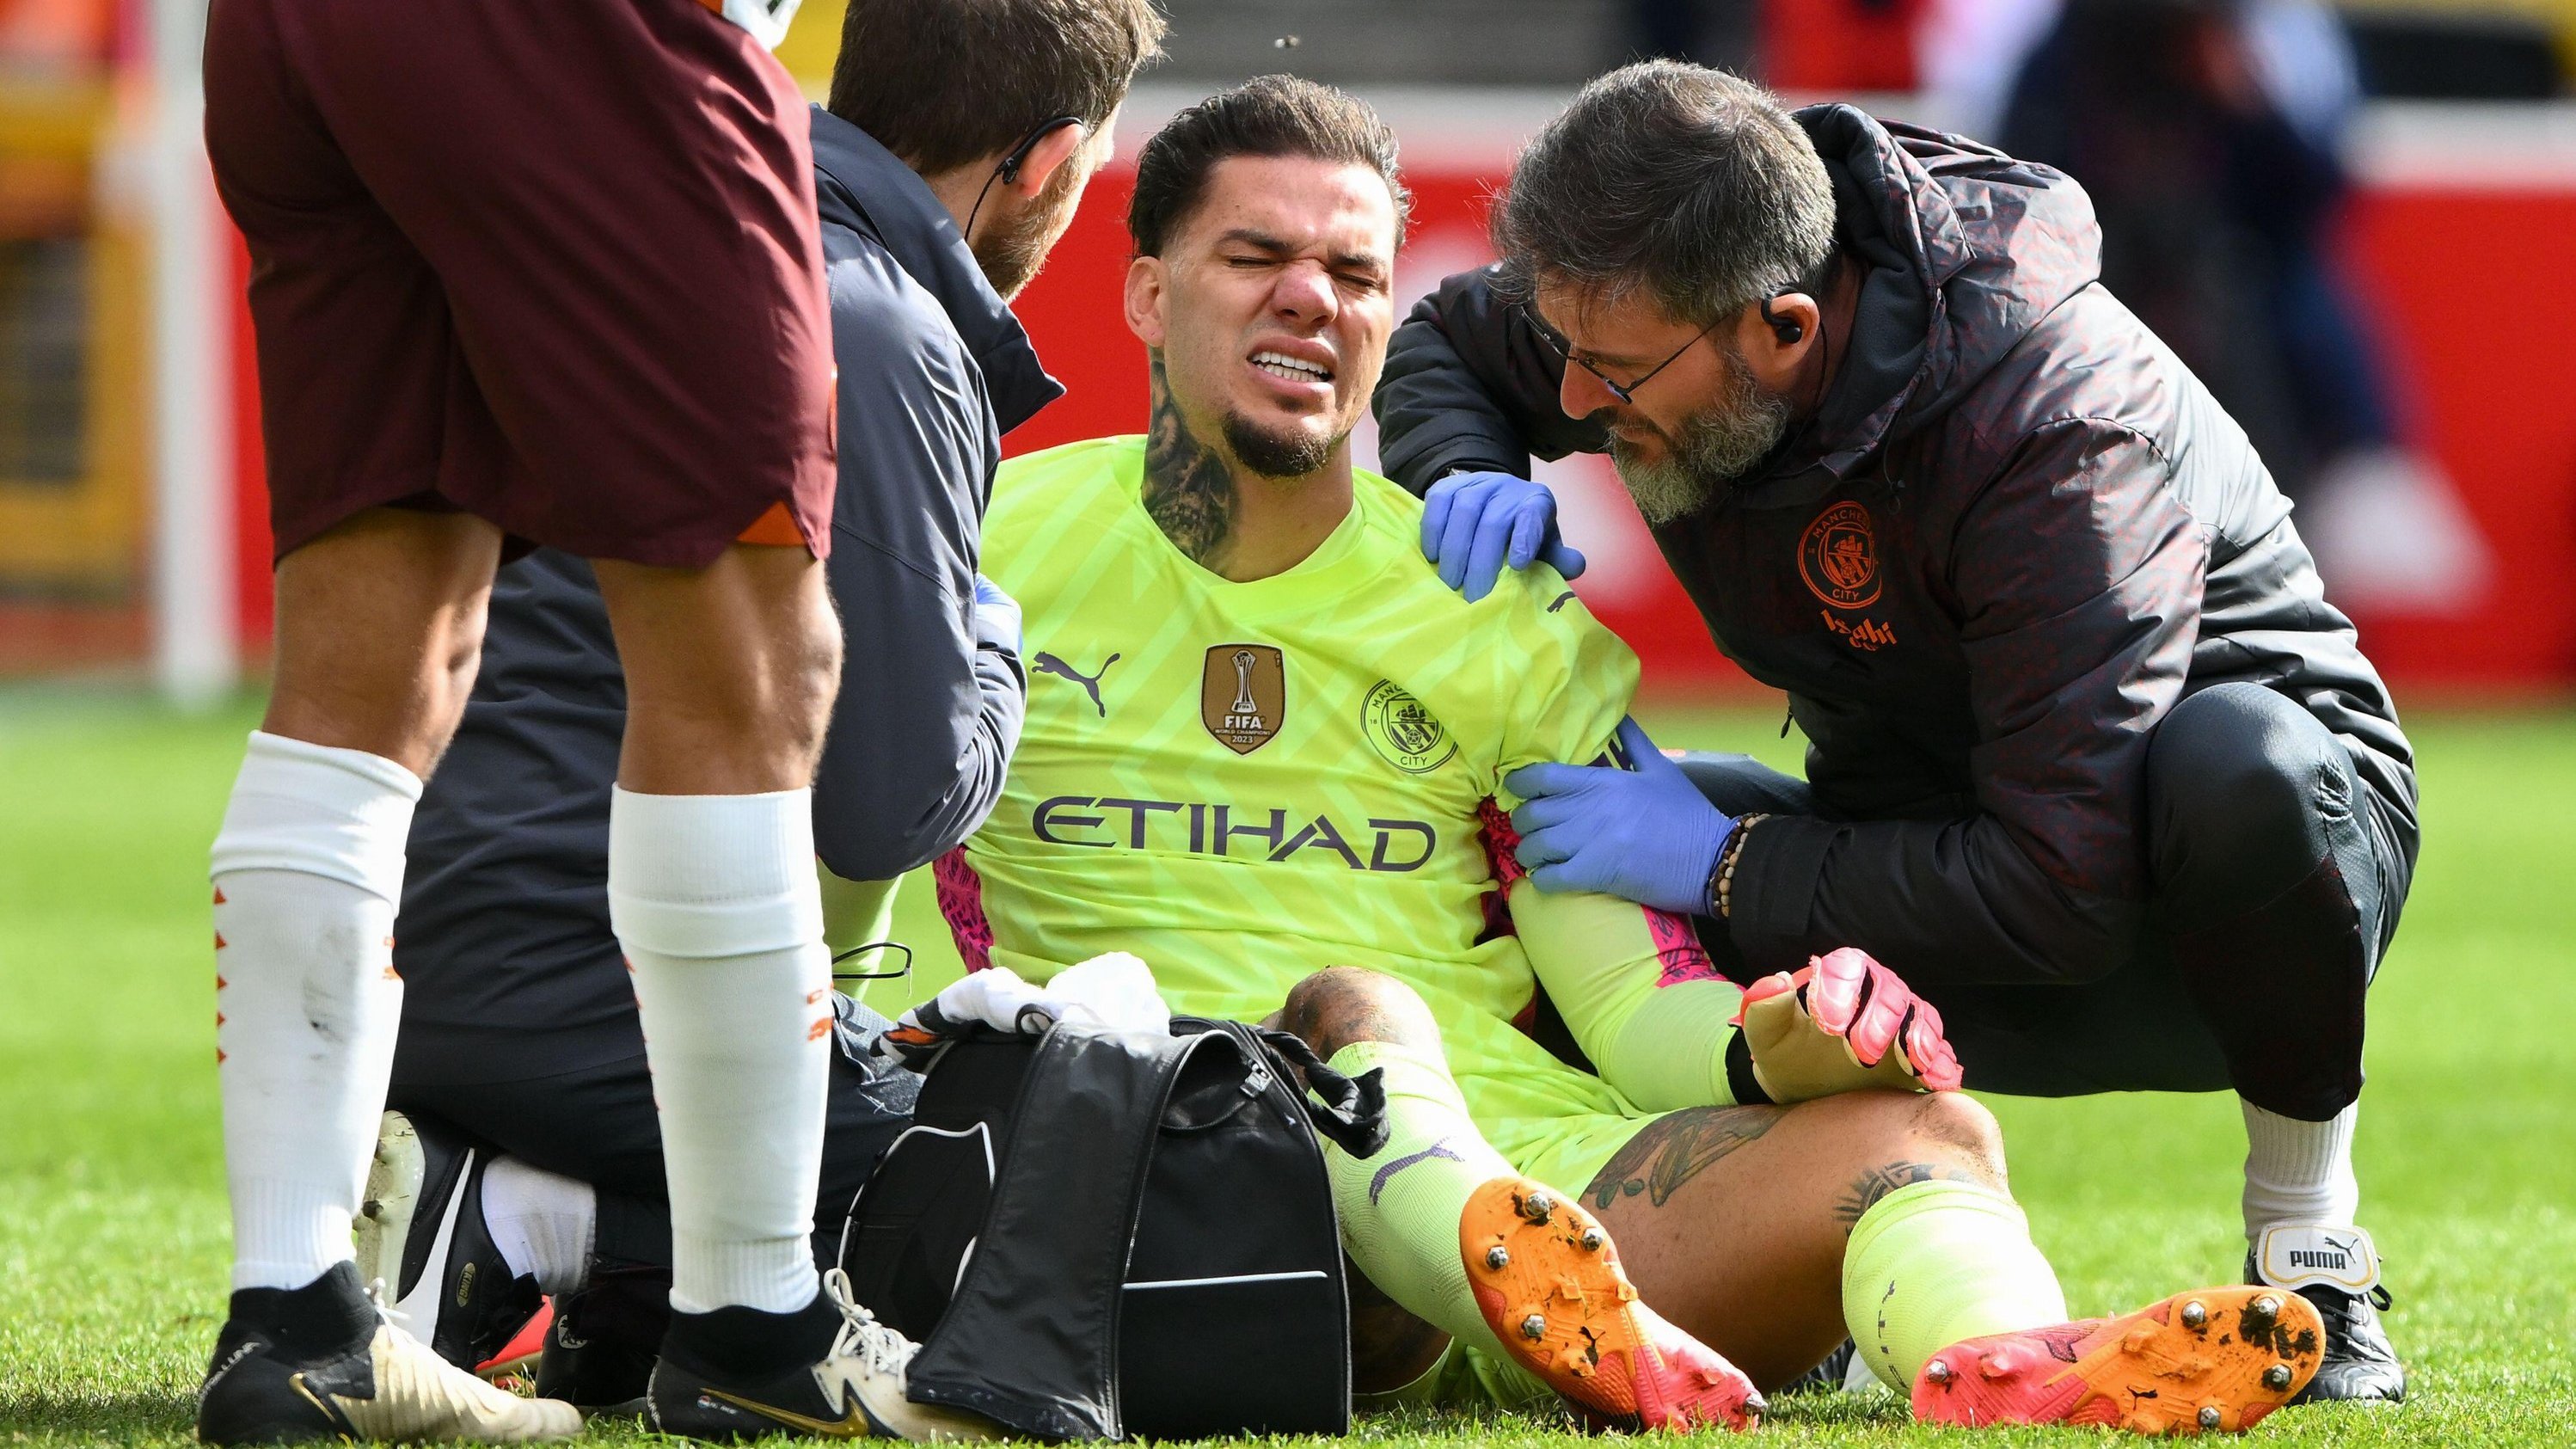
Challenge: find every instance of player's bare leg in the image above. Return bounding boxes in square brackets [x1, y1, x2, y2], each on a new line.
[1585, 1090, 2010, 1388]
[261, 508, 503, 775]
[205, 507, 578, 1443]
[1277, 967, 1762, 1431]
[593, 545, 841, 796]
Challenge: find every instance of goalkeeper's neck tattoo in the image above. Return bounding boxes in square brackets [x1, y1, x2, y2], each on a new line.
[1144, 353, 1238, 571]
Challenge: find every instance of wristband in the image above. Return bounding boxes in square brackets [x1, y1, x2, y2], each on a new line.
[1708, 814, 1770, 920]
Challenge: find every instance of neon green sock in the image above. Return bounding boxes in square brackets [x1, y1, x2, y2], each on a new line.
[1322, 1041, 1524, 1364]
[1843, 1179, 2070, 1391]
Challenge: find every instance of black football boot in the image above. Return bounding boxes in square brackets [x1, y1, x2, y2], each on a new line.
[646, 1269, 995, 1440]
[196, 1260, 580, 1444]
[2247, 1225, 2407, 1403]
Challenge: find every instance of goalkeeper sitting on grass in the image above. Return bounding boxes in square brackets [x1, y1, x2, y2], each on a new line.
[926, 77, 2323, 1436]
[365, 77, 2325, 1440]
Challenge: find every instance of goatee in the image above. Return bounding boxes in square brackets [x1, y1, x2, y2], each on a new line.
[1223, 410, 1340, 480]
[1609, 344, 1790, 525]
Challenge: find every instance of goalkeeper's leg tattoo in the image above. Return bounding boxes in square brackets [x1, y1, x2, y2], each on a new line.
[1832, 1161, 1986, 1232]
[1585, 1106, 1781, 1210]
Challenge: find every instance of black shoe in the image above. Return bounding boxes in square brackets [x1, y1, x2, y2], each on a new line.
[1779, 1338, 1861, 1395]
[355, 1111, 545, 1373]
[2247, 1225, 2407, 1404]
[196, 1260, 580, 1444]
[533, 1264, 671, 1415]
[646, 1269, 994, 1440]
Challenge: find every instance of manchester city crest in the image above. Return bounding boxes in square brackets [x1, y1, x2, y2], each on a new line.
[1361, 680, 1457, 774]
[1798, 500, 1882, 610]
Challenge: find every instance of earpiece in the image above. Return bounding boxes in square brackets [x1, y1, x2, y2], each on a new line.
[999, 115, 1084, 183]
[971, 114, 1089, 242]
[1760, 293, 1805, 346]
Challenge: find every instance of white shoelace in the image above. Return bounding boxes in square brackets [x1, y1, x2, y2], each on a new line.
[819, 1268, 917, 1381]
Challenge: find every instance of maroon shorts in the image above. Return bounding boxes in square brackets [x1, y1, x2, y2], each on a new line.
[205, 0, 835, 566]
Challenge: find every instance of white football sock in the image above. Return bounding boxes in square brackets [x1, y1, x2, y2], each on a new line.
[481, 1157, 597, 1298]
[2241, 1098, 2360, 1237]
[212, 730, 421, 1292]
[610, 787, 830, 1317]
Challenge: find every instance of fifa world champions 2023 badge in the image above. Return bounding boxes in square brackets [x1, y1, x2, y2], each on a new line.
[1203, 645, 1285, 754]
[1362, 680, 1457, 774]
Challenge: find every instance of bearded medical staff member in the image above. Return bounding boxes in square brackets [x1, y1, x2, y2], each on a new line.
[1374, 61, 2414, 1406]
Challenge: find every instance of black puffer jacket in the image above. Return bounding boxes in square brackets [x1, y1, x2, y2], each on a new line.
[1374, 105, 2414, 988]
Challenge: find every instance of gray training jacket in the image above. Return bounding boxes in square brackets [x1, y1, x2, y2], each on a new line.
[388, 107, 1062, 1085]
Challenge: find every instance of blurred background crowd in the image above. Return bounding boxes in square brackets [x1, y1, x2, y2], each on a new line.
[3, 0, 2573, 702]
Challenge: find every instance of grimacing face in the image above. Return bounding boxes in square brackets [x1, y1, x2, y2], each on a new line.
[1125, 155, 1399, 477]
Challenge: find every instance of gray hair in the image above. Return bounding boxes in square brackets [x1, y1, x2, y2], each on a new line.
[1493, 61, 1837, 327]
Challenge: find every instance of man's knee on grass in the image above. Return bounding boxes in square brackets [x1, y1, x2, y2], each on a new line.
[1278, 967, 1444, 1059]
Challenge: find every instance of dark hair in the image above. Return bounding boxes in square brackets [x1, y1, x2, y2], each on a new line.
[1127, 75, 1412, 257]
[1492, 61, 1837, 325]
[827, 0, 1164, 175]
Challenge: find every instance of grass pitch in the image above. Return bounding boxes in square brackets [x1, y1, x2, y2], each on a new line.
[3, 691, 2572, 1446]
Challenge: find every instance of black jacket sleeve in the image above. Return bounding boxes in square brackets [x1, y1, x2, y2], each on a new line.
[1373, 264, 1609, 495]
[809, 253, 1025, 881]
[1729, 420, 2205, 986]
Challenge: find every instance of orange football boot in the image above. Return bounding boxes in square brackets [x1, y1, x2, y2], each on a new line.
[1459, 1176, 1762, 1432]
[1912, 1286, 2325, 1434]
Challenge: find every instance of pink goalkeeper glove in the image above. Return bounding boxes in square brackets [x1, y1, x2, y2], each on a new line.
[1732, 947, 1963, 1102]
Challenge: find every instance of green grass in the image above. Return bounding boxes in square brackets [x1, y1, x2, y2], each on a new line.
[3, 691, 2573, 1446]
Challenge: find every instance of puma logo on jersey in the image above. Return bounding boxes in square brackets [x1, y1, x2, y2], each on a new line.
[1033, 652, 1119, 716]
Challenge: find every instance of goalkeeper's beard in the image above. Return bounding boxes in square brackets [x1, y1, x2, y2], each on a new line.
[1608, 343, 1791, 525]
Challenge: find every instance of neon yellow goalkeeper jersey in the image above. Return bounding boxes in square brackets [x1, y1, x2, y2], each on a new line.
[943, 436, 1737, 1161]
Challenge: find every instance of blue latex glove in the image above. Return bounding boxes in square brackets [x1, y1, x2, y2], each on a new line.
[1420, 470, 1587, 603]
[1503, 717, 1737, 915]
[971, 574, 1021, 656]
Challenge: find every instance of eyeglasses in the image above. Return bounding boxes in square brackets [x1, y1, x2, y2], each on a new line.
[1520, 304, 1719, 404]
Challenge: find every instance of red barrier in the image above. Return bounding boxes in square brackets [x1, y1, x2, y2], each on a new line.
[2341, 189, 2576, 691]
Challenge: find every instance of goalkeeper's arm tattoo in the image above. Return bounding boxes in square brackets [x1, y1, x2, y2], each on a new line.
[1143, 352, 1237, 570]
